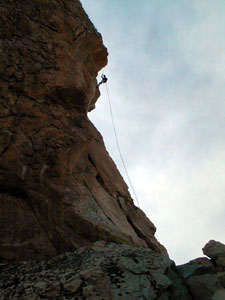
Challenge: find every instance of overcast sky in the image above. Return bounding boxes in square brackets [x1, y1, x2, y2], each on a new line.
[81, 0, 225, 265]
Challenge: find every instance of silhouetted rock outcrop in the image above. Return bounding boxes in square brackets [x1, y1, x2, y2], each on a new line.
[0, 0, 166, 263]
[177, 240, 225, 300]
[0, 1, 224, 299]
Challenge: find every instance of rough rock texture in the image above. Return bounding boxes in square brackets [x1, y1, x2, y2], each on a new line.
[177, 240, 225, 300]
[0, 241, 192, 300]
[1, 240, 224, 300]
[0, 0, 166, 262]
[203, 240, 225, 267]
[0, 1, 224, 300]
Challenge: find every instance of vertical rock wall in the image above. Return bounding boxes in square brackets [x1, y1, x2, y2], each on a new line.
[0, 0, 167, 262]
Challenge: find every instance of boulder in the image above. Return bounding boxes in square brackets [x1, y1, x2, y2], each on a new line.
[177, 241, 225, 300]
[186, 274, 221, 300]
[177, 257, 214, 279]
[203, 240, 225, 260]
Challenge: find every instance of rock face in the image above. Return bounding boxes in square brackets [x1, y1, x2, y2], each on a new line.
[0, 0, 166, 262]
[0, 1, 224, 300]
[0, 241, 191, 300]
[1, 240, 225, 300]
[177, 240, 225, 300]
[203, 240, 225, 267]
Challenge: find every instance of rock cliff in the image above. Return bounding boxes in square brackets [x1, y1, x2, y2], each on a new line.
[1, 1, 224, 300]
[0, 0, 166, 262]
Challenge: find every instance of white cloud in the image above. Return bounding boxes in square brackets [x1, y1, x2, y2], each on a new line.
[83, 0, 225, 264]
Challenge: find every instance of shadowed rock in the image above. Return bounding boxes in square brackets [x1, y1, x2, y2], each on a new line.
[0, 1, 224, 299]
[0, 240, 225, 299]
[0, 241, 191, 300]
[177, 240, 225, 300]
[0, 0, 166, 262]
[203, 240, 225, 260]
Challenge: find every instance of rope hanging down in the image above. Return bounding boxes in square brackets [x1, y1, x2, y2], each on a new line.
[105, 82, 141, 208]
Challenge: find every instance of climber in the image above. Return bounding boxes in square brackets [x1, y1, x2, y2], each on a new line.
[97, 74, 108, 88]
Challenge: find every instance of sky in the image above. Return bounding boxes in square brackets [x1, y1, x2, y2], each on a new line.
[81, 0, 225, 265]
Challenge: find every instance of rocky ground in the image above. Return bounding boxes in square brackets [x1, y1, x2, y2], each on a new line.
[0, 241, 190, 300]
[0, 240, 225, 300]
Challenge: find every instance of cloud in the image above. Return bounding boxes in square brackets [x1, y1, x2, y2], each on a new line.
[82, 0, 225, 264]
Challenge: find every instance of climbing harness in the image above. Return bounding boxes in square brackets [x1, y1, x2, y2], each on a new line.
[102, 77, 140, 208]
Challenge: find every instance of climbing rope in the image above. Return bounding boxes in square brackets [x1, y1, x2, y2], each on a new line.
[104, 82, 141, 208]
